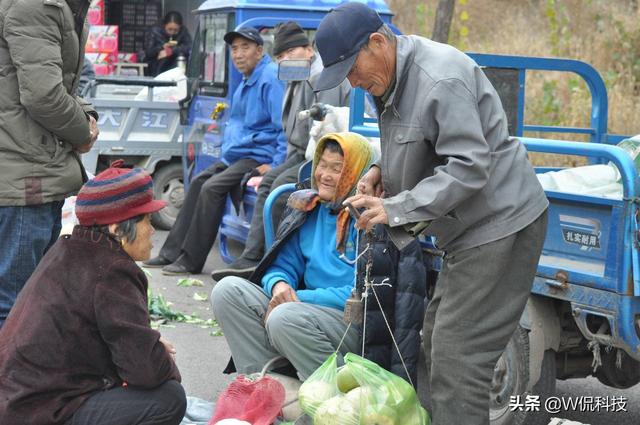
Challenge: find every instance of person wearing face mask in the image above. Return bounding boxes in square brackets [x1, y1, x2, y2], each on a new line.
[144, 28, 286, 275]
[0, 161, 185, 425]
[211, 21, 351, 281]
[144, 11, 192, 77]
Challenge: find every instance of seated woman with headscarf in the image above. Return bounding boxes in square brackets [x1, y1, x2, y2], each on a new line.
[211, 132, 375, 379]
[0, 161, 186, 425]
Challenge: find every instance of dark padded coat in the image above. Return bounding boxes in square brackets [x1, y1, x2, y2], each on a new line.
[144, 25, 192, 76]
[356, 224, 426, 387]
[0, 227, 181, 425]
[0, 0, 97, 206]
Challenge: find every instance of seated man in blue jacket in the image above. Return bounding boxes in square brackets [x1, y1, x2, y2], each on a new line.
[144, 28, 286, 275]
[211, 132, 374, 378]
[211, 21, 352, 281]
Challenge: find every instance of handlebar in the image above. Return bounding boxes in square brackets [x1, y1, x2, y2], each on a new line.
[93, 76, 178, 87]
[297, 103, 330, 122]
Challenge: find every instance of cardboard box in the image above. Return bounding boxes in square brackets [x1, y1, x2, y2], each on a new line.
[117, 53, 138, 63]
[85, 52, 118, 64]
[86, 25, 119, 53]
[85, 52, 118, 76]
[87, 0, 104, 26]
[92, 63, 114, 76]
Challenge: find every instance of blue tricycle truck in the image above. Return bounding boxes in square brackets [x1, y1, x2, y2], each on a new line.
[183, 0, 640, 424]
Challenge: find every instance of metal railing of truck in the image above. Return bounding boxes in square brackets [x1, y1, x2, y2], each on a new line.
[349, 53, 629, 145]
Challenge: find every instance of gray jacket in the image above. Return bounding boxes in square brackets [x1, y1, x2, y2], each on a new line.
[378, 36, 548, 252]
[282, 54, 351, 157]
[0, 0, 96, 206]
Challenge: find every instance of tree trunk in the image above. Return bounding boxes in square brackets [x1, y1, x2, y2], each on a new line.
[432, 0, 456, 43]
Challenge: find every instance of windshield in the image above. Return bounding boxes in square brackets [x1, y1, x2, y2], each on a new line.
[203, 13, 231, 84]
[188, 12, 233, 88]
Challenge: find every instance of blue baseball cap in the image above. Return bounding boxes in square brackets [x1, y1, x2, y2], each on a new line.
[314, 2, 384, 92]
[224, 27, 264, 46]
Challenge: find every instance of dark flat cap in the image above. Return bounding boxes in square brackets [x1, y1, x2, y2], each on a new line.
[224, 27, 263, 46]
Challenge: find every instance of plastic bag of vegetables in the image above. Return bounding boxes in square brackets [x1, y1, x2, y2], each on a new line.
[298, 352, 430, 425]
[298, 353, 341, 418]
[341, 352, 430, 425]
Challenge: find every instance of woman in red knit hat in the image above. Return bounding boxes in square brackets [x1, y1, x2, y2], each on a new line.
[0, 161, 186, 425]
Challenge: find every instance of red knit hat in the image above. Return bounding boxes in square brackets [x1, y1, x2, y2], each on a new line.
[76, 160, 166, 226]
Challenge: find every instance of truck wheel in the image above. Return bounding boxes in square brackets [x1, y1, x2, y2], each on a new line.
[594, 349, 640, 389]
[490, 326, 556, 425]
[151, 163, 184, 230]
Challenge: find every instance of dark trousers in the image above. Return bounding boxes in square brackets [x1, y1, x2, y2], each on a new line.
[240, 153, 305, 260]
[423, 210, 548, 425]
[65, 380, 186, 425]
[159, 158, 258, 272]
[0, 201, 63, 327]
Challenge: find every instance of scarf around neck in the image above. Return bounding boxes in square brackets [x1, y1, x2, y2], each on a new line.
[287, 131, 375, 252]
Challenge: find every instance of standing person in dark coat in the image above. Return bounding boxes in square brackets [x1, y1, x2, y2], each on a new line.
[0, 0, 99, 328]
[0, 162, 185, 425]
[145, 11, 192, 77]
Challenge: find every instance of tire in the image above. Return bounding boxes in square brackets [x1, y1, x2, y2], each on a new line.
[490, 326, 556, 425]
[151, 163, 184, 230]
[594, 348, 640, 389]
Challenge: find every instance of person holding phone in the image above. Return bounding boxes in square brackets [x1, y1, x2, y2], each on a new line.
[144, 11, 192, 77]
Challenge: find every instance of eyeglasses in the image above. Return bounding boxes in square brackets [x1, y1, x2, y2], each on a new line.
[347, 41, 373, 81]
[347, 50, 364, 81]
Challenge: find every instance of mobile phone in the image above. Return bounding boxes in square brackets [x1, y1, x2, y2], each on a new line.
[344, 202, 360, 220]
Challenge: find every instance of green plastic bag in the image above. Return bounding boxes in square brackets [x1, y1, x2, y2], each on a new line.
[342, 353, 430, 425]
[297, 353, 360, 425]
[297, 352, 430, 425]
[298, 353, 340, 418]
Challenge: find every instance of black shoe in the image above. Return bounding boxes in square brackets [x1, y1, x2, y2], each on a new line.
[162, 261, 194, 276]
[142, 255, 171, 268]
[211, 257, 259, 281]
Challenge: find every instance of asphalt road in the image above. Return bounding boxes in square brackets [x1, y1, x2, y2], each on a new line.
[146, 230, 640, 424]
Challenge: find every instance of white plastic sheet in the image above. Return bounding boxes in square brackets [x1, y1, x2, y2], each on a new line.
[537, 164, 622, 200]
[305, 106, 381, 162]
[135, 67, 188, 102]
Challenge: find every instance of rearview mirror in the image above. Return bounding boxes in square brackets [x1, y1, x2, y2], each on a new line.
[277, 59, 311, 82]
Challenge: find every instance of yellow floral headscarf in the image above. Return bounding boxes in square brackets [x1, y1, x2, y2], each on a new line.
[288, 132, 374, 252]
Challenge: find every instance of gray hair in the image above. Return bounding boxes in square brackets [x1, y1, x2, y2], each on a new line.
[92, 214, 146, 243]
[376, 24, 396, 42]
[362, 24, 396, 50]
